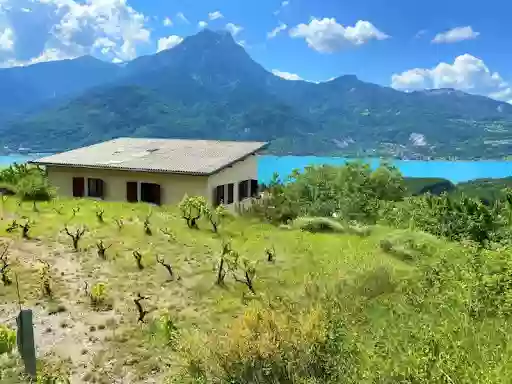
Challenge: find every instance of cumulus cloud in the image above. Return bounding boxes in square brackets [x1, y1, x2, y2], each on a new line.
[432, 26, 480, 44]
[272, 69, 303, 81]
[268, 22, 287, 39]
[157, 35, 183, 52]
[0, 27, 13, 51]
[198, 21, 208, 29]
[176, 12, 189, 24]
[163, 17, 172, 27]
[391, 54, 512, 103]
[289, 18, 389, 53]
[0, 0, 151, 66]
[208, 11, 223, 21]
[226, 22, 243, 37]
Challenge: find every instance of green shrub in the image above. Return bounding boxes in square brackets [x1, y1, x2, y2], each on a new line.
[379, 231, 441, 262]
[175, 305, 357, 384]
[0, 324, 16, 354]
[293, 217, 346, 233]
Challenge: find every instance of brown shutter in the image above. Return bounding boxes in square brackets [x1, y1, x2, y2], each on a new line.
[250, 179, 259, 197]
[126, 182, 138, 203]
[153, 184, 161, 206]
[227, 183, 234, 204]
[72, 177, 85, 197]
[99, 179, 105, 198]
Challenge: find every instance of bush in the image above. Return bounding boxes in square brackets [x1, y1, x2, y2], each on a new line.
[379, 231, 442, 262]
[16, 173, 54, 202]
[176, 305, 357, 384]
[0, 325, 16, 354]
[254, 162, 406, 225]
[293, 217, 346, 233]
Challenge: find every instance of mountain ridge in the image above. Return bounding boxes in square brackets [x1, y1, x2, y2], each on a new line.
[1, 29, 512, 159]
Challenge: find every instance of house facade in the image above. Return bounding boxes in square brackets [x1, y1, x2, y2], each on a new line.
[31, 138, 267, 207]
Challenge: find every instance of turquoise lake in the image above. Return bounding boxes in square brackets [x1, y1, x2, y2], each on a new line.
[2, 154, 512, 184]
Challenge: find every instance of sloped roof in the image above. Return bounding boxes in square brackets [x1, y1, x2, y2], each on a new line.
[30, 138, 268, 175]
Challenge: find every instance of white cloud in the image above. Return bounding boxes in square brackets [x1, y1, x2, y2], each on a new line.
[226, 22, 243, 37]
[272, 69, 302, 81]
[157, 35, 183, 52]
[2, 48, 73, 68]
[432, 26, 480, 44]
[176, 12, 189, 24]
[0, 0, 151, 66]
[274, 0, 289, 15]
[198, 21, 207, 29]
[391, 54, 512, 104]
[163, 17, 172, 27]
[0, 27, 13, 51]
[112, 57, 122, 63]
[267, 22, 287, 39]
[289, 18, 389, 53]
[208, 11, 223, 21]
[415, 29, 427, 39]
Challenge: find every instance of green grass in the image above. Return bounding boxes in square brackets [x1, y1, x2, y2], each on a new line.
[0, 197, 411, 382]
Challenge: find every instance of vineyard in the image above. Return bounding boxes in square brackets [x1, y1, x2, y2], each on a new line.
[3, 162, 512, 383]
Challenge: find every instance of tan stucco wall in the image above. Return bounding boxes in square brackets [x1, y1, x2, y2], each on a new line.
[46, 154, 259, 206]
[46, 166, 209, 205]
[207, 154, 258, 203]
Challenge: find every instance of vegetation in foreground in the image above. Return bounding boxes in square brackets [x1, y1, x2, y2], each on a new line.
[2, 162, 512, 382]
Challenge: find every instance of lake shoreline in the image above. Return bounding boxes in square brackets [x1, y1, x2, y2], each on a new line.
[2, 154, 512, 184]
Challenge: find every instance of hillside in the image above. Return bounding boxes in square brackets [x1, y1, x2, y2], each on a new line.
[3, 161, 512, 382]
[2, 30, 512, 158]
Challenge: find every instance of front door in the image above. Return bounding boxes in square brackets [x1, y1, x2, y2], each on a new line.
[72, 177, 85, 197]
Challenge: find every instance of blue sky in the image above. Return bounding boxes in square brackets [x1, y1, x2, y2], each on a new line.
[0, 0, 511, 102]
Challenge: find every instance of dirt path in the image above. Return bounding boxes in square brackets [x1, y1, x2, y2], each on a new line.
[0, 238, 124, 383]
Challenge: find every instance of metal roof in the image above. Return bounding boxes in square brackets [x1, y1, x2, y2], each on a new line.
[30, 138, 268, 175]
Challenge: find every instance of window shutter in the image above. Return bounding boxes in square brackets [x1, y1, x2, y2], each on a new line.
[72, 177, 85, 197]
[227, 183, 234, 204]
[250, 179, 259, 197]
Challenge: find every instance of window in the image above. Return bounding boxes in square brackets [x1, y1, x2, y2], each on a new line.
[227, 183, 234, 204]
[87, 178, 105, 198]
[238, 180, 249, 201]
[72, 177, 85, 197]
[141, 183, 161, 205]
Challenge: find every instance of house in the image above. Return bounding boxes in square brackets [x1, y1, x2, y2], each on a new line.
[30, 138, 268, 207]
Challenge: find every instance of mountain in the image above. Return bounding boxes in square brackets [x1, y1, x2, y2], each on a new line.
[1, 29, 512, 159]
[0, 55, 120, 118]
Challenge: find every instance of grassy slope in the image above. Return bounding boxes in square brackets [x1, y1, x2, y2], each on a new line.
[0, 197, 410, 382]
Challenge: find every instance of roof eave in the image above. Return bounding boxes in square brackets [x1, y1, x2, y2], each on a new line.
[28, 161, 209, 176]
[205, 142, 269, 176]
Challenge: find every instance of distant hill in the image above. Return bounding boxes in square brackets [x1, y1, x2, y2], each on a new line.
[2, 29, 512, 159]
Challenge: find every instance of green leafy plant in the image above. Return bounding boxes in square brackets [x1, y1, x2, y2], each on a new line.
[85, 282, 109, 310]
[204, 204, 227, 233]
[179, 195, 208, 229]
[95, 206, 105, 223]
[0, 324, 16, 354]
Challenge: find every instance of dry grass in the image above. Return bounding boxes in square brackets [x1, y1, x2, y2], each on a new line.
[0, 197, 408, 383]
